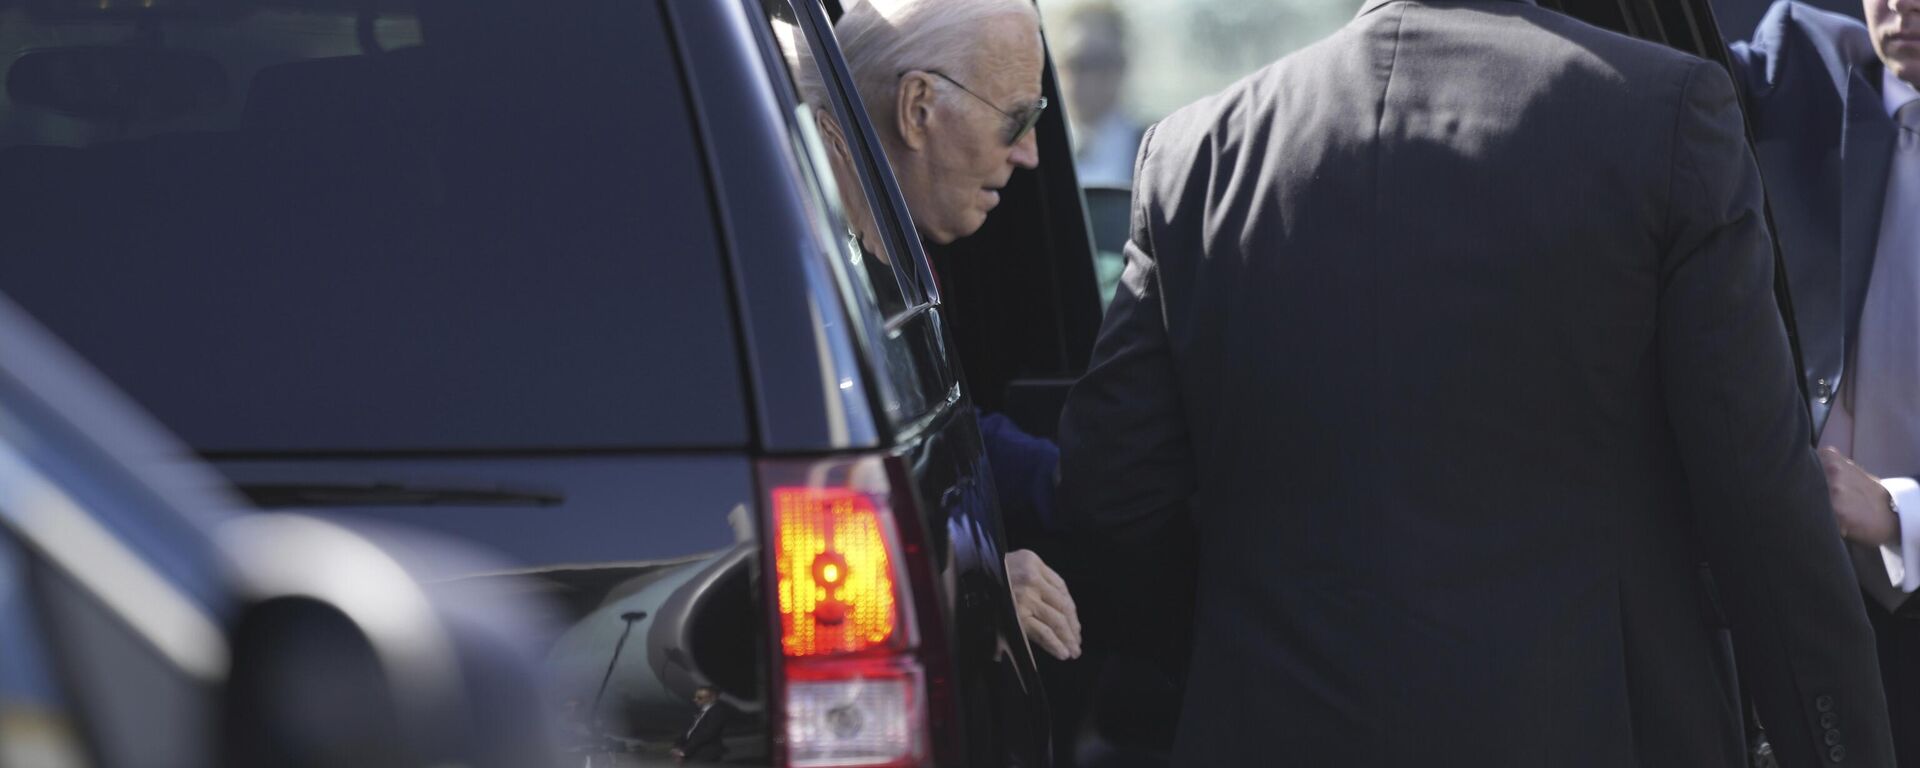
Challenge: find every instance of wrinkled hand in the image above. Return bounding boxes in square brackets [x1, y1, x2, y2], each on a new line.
[1822, 447, 1899, 547]
[1006, 549, 1082, 660]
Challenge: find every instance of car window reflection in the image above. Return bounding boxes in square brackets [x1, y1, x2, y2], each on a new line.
[767, 14, 915, 319]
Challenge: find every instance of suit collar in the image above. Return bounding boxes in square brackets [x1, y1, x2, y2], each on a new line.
[1358, 0, 1538, 18]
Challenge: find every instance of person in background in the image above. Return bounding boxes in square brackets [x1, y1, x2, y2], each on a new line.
[1054, 1, 1145, 187]
[670, 685, 737, 764]
[1730, 0, 1920, 760]
[792, 0, 1083, 662]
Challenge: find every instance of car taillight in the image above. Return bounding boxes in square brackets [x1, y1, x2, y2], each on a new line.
[771, 487, 899, 657]
[760, 456, 934, 768]
[785, 658, 922, 767]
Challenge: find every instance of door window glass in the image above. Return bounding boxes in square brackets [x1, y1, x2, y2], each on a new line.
[765, 10, 919, 319]
[763, 2, 957, 430]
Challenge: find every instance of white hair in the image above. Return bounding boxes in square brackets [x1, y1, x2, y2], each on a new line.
[830, 0, 1038, 137]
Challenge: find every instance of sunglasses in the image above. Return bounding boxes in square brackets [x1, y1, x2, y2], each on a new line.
[900, 69, 1048, 146]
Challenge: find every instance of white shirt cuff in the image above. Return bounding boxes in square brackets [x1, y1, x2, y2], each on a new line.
[1876, 477, 1920, 596]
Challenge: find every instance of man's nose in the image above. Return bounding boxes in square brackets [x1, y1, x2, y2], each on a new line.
[1010, 130, 1040, 169]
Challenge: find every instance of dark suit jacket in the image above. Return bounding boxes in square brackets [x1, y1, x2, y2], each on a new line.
[674, 700, 736, 762]
[1055, 0, 1893, 764]
[1729, 1, 1898, 439]
[1731, 4, 1920, 763]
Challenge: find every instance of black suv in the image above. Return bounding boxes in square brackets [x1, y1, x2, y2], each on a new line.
[0, 0, 1104, 765]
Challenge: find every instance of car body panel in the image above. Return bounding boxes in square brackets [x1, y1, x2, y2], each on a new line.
[212, 455, 754, 572]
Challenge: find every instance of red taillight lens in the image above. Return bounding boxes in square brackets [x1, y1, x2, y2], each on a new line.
[761, 457, 935, 768]
[771, 487, 900, 657]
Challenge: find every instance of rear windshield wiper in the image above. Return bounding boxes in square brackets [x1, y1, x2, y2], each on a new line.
[235, 482, 564, 509]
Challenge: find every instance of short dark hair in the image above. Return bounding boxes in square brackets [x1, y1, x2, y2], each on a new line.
[694, 685, 720, 696]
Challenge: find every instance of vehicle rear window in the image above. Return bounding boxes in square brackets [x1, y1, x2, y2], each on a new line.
[0, 0, 747, 452]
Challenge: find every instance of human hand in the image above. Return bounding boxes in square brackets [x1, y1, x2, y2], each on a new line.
[1006, 549, 1082, 659]
[1821, 447, 1899, 546]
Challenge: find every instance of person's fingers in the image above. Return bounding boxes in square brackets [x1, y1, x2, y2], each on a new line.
[1017, 555, 1081, 637]
[1048, 575, 1082, 640]
[1032, 573, 1073, 615]
[1021, 606, 1072, 659]
[1033, 579, 1081, 645]
[1023, 586, 1073, 634]
[1048, 574, 1082, 637]
[1007, 551, 1082, 655]
[1022, 587, 1080, 656]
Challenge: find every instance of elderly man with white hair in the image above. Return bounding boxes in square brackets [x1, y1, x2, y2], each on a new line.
[835, 0, 1047, 242]
[794, 0, 1085, 664]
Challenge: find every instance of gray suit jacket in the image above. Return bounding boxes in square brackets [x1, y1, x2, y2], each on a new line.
[1055, 0, 1893, 764]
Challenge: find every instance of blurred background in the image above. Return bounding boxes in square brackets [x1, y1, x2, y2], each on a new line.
[1037, 0, 1362, 189]
[1038, 0, 1863, 187]
[1036, 0, 1863, 307]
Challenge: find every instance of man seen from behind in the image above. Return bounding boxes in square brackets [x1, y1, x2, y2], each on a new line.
[1056, 0, 1897, 763]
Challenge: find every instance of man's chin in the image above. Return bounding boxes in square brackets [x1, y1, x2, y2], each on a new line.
[1891, 58, 1920, 90]
[920, 210, 993, 245]
[962, 210, 992, 240]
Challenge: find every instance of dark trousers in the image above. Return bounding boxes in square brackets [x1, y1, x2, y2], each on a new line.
[1871, 600, 1920, 767]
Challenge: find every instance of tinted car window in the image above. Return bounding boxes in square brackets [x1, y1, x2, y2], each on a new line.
[765, 9, 917, 315]
[764, 5, 958, 431]
[0, 0, 747, 453]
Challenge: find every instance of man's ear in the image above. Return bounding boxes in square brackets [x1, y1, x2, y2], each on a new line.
[895, 72, 937, 152]
[812, 108, 856, 170]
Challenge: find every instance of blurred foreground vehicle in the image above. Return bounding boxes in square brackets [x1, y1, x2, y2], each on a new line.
[0, 294, 556, 768]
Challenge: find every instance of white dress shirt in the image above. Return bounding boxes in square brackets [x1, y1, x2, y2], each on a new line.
[1823, 68, 1920, 610]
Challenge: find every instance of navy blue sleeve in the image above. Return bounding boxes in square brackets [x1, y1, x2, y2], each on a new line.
[977, 410, 1061, 532]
